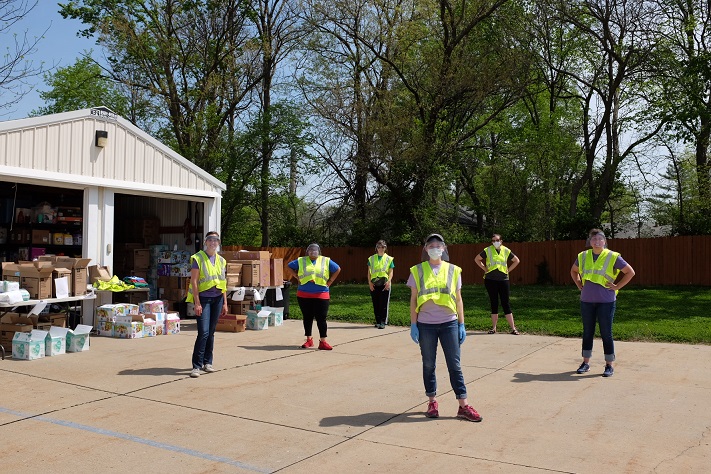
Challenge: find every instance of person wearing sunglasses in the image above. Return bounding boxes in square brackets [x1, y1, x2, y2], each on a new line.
[570, 229, 635, 377]
[407, 233, 482, 422]
[474, 234, 521, 335]
[367, 240, 394, 329]
[187, 231, 228, 378]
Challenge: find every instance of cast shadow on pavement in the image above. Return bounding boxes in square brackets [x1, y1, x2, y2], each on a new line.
[320, 411, 432, 427]
[238, 345, 306, 352]
[118, 367, 193, 376]
[511, 371, 600, 383]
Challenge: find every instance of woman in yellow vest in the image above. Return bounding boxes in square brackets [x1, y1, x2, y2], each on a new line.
[367, 240, 394, 329]
[286, 243, 341, 350]
[474, 233, 521, 334]
[570, 229, 635, 377]
[407, 233, 482, 422]
[187, 231, 228, 378]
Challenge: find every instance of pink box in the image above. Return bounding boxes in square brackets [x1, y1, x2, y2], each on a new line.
[164, 313, 180, 335]
[139, 300, 164, 314]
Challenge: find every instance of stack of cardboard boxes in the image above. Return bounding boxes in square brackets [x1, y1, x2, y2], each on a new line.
[95, 300, 181, 338]
[2, 258, 91, 299]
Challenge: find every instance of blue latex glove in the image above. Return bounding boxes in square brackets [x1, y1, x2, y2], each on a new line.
[458, 322, 466, 345]
[410, 323, 419, 344]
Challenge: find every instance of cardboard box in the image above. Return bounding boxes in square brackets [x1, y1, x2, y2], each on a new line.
[0, 313, 34, 351]
[242, 263, 260, 287]
[226, 273, 241, 287]
[223, 250, 271, 261]
[2, 262, 21, 282]
[66, 324, 93, 352]
[245, 309, 270, 330]
[262, 306, 284, 327]
[88, 265, 112, 283]
[19, 264, 54, 299]
[96, 304, 128, 321]
[139, 300, 164, 314]
[230, 301, 251, 315]
[55, 257, 92, 296]
[113, 321, 143, 338]
[96, 320, 114, 337]
[45, 326, 69, 356]
[31, 229, 51, 245]
[216, 314, 247, 333]
[52, 269, 73, 297]
[270, 258, 284, 287]
[164, 313, 180, 335]
[129, 249, 150, 270]
[12, 330, 48, 360]
[143, 319, 156, 337]
[226, 263, 243, 274]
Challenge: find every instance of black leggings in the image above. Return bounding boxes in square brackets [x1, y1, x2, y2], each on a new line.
[484, 279, 512, 315]
[297, 296, 329, 338]
[370, 285, 390, 324]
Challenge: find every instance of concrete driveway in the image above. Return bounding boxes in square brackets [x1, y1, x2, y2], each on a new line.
[1, 319, 708, 473]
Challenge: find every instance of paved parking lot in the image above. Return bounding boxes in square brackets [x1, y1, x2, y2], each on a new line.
[1, 319, 709, 473]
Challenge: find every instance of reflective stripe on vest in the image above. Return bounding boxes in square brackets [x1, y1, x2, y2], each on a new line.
[578, 249, 620, 286]
[485, 245, 510, 276]
[369, 254, 393, 280]
[410, 261, 460, 313]
[298, 256, 330, 285]
[186, 250, 226, 303]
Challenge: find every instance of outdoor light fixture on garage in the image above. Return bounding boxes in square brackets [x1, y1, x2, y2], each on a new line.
[95, 130, 108, 147]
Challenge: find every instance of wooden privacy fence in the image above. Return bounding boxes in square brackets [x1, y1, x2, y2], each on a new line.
[224, 235, 711, 286]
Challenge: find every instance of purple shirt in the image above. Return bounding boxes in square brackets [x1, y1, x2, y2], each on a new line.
[574, 252, 629, 303]
[407, 262, 462, 324]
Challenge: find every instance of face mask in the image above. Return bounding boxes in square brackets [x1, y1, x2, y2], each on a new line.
[493, 241, 501, 249]
[427, 248, 444, 259]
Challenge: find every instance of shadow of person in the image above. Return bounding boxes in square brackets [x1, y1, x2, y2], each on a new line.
[320, 411, 432, 427]
[511, 371, 599, 383]
[117, 367, 194, 376]
[238, 345, 307, 352]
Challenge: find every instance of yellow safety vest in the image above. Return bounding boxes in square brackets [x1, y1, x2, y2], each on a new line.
[186, 250, 227, 303]
[298, 256, 330, 286]
[369, 253, 393, 280]
[484, 245, 511, 276]
[410, 261, 461, 314]
[577, 249, 620, 291]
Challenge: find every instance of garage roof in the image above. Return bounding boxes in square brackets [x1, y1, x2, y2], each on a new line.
[0, 107, 226, 198]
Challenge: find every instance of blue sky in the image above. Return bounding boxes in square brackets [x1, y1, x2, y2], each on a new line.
[4, 3, 100, 120]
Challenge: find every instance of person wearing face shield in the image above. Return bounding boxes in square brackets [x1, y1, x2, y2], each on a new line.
[474, 234, 520, 335]
[286, 243, 341, 350]
[186, 231, 228, 378]
[570, 229, 635, 377]
[406, 233, 482, 422]
[368, 240, 395, 329]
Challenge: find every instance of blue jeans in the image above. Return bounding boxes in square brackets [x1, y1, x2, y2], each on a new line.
[418, 320, 467, 399]
[192, 294, 223, 369]
[580, 301, 616, 362]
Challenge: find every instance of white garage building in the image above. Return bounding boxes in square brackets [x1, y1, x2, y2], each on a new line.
[0, 107, 226, 322]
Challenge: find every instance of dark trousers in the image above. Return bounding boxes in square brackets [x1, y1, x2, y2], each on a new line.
[370, 285, 390, 324]
[297, 296, 329, 338]
[484, 278, 512, 314]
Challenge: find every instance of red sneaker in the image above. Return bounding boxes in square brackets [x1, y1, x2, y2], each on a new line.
[301, 338, 314, 348]
[318, 340, 333, 350]
[457, 405, 482, 422]
[426, 400, 439, 418]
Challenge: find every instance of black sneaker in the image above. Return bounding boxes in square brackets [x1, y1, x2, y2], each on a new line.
[576, 362, 590, 374]
[603, 365, 614, 377]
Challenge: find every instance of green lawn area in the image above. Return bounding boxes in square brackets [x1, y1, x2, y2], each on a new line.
[285, 284, 711, 344]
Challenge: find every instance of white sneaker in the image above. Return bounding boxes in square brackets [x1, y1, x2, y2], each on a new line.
[202, 364, 216, 373]
[190, 368, 201, 378]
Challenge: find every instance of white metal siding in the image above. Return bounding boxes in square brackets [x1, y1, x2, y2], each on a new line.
[0, 109, 225, 197]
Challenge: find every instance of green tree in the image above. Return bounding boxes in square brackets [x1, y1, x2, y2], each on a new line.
[31, 56, 129, 116]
